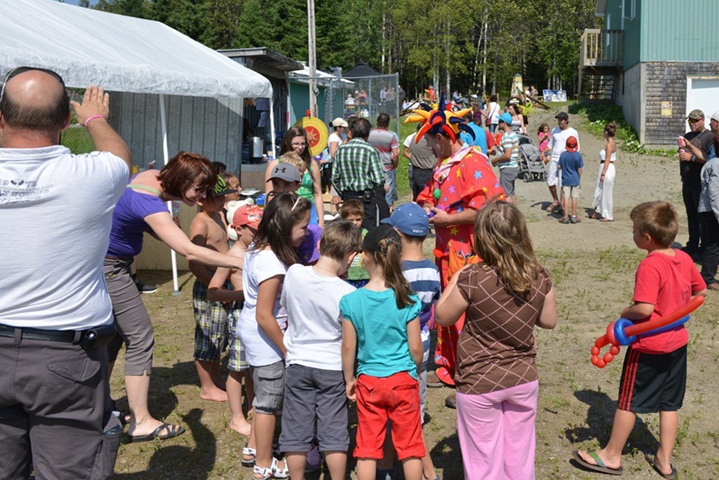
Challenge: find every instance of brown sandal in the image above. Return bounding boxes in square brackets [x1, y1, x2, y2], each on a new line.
[547, 202, 560, 213]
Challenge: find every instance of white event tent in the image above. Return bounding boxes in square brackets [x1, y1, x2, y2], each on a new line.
[0, 0, 273, 293]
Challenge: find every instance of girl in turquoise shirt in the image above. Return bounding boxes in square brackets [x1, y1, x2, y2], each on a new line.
[340, 225, 425, 480]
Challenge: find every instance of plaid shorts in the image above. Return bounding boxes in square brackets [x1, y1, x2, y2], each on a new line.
[227, 308, 247, 372]
[193, 279, 231, 362]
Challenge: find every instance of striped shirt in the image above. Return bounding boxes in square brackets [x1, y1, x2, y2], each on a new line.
[332, 138, 385, 194]
[402, 259, 441, 332]
[368, 127, 399, 170]
[499, 130, 519, 169]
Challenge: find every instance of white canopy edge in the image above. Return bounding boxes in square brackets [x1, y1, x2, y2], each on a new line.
[0, 0, 272, 99]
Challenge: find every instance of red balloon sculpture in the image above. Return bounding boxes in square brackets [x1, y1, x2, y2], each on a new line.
[590, 296, 704, 368]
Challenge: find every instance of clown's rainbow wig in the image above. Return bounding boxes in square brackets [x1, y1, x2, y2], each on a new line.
[404, 93, 474, 143]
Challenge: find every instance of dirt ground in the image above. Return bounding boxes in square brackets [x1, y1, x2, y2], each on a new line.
[111, 108, 719, 479]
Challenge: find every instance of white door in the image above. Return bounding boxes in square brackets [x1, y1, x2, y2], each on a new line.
[687, 77, 719, 120]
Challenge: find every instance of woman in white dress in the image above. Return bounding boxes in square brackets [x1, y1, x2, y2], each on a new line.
[590, 122, 617, 221]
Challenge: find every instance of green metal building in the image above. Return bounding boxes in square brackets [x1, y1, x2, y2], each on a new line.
[580, 0, 719, 144]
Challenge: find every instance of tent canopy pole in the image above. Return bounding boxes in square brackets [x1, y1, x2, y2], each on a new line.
[159, 94, 180, 295]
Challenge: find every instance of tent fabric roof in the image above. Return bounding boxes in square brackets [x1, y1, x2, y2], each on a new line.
[344, 61, 382, 78]
[0, 0, 272, 99]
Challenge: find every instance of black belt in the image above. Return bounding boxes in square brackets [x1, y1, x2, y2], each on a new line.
[343, 188, 376, 195]
[0, 323, 116, 349]
[600, 161, 614, 164]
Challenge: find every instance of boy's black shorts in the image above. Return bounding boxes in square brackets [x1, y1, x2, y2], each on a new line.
[617, 345, 687, 413]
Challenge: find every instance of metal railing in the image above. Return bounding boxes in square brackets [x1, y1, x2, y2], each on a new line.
[580, 29, 624, 68]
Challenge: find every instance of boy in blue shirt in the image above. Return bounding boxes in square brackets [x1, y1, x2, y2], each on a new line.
[557, 136, 584, 224]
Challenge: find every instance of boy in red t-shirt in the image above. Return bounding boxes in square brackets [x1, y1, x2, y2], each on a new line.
[573, 201, 706, 478]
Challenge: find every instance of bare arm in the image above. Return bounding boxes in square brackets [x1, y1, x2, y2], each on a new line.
[311, 160, 325, 228]
[536, 287, 557, 329]
[70, 86, 131, 172]
[601, 139, 614, 178]
[330, 140, 340, 159]
[620, 301, 655, 320]
[492, 140, 512, 166]
[684, 140, 706, 163]
[341, 319, 358, 401]
[435, 268, 471, 326]
[143, 211, 242, 269]
[391, 146, 400, 169]
[406, 317, 423, 372]
[255, 276, 287, 356]
[207, 267, 244, 303]
[403, 145, 412, 161]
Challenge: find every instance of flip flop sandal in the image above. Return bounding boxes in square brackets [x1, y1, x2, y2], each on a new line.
[242, 447, 257, 467]
[125, 422, 185, 443]
[644, 452, 677, 480]
[572, 450, 623, 475]
[547, 202, 560, 213]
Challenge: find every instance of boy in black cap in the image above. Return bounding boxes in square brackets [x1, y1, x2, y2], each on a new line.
[267, 162, 302, 200]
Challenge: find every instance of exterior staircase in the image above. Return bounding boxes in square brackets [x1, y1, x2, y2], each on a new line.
[578, 29, 623, 102]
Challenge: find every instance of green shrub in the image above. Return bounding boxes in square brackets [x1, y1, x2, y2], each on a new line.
[569, 103, 675, 157]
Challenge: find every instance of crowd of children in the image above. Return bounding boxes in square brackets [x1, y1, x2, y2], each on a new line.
[171, 111, 706, 480]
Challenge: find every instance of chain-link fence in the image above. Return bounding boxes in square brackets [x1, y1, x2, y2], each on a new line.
[296, 73, 400, 139]
[61, 88, 94, 155]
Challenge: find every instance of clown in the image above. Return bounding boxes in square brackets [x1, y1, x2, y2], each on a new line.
[406, 95, 505, 398]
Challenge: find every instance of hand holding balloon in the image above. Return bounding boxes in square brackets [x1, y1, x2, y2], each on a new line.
[590, 296, 704, 369]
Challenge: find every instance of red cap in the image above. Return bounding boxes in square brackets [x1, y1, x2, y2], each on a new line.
[565, 136, 578, 152]
[232, 205, 262, 229]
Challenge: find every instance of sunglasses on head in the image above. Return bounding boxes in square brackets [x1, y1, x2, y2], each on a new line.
[0, 67, 65, 110]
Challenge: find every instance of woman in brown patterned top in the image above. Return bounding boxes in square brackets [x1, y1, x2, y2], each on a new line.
[435, 201, 557, 480]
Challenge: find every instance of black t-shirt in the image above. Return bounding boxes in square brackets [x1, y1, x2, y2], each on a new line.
[680, 129, 714, 181]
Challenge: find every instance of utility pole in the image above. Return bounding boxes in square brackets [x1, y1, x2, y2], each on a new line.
[307, 0, 318, 117]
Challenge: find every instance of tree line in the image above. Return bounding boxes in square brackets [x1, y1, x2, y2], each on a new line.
[75, 0, 600, 99]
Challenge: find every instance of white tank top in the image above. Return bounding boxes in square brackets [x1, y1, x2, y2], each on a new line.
[599, 149, 617, 163]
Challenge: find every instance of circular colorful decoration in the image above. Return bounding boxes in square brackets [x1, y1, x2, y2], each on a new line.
[296, 116, 329, 157]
